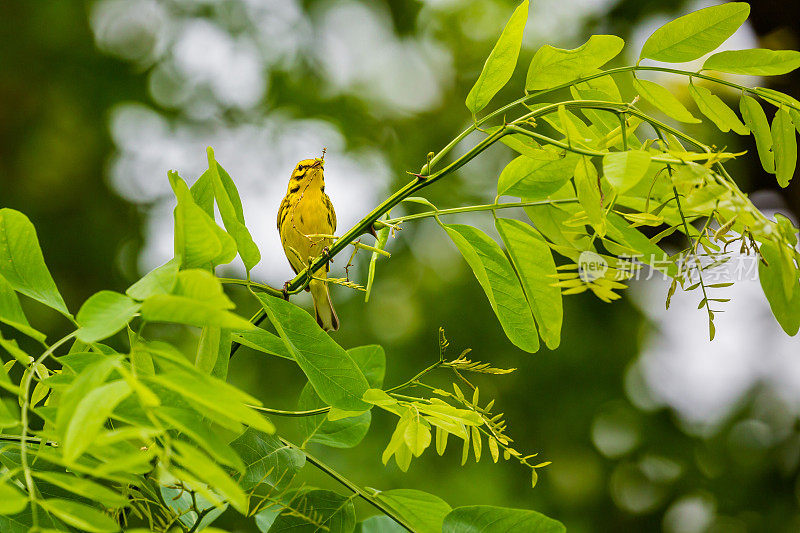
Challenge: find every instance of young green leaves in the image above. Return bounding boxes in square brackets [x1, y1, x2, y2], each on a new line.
[205, 148, 261, 272]
[443, 505, 566, 533]
[256, 292, 370, 411]
[759, 241, 800, 336]
[0, 275, 45, 343]
[0, 208, 70, 317]
[602, 150, 651, 194]
[772, 107, 798, 187]
[297, 345, 384, 449]
[75, 291, 141, 343]
[689, 84, 749, 135]
[496, 149, 578, 198]
[138, 269, 253, 330]
[441, 223, 540, 353]
[526, 35, 624, 91]
[640, 2, 750, 63]
[740, 94, 775, 173]
[465, 0, 528, 114]
[494, 219, 562, 350]
[633, 78, 700, 123]
[704, 49, 800, 76]
[169, 171, 236, 269]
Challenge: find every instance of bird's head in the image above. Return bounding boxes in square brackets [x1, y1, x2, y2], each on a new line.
[290, 157, 325, 184]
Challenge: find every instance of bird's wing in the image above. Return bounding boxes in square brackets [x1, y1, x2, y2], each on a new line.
[323, 193, 336, 232]
[277, 194, 291, 233]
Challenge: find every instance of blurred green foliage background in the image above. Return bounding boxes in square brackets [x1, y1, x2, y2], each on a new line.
[2, 0, 800, 531]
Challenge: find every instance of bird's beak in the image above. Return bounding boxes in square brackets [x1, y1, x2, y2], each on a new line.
[313, 158, 324, 169]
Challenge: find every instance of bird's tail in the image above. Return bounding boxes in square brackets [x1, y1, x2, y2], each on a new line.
[310, 278, 339, 332]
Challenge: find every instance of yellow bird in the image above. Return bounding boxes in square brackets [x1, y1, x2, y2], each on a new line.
[277, 157, 339, 331]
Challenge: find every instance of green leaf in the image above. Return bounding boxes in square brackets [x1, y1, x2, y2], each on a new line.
[633, 78, 700, 123]
[441, 223, 539, 353]
[689, 84, 749, 135]
[0, 356, 19, 395]
[355, 516, 406, 533]
[772, 107, 797, 187]
[211, 328, 232, 380]
[523, 190, 592, 260]
[55, 355, 121, 436]
[0, 274, 45, 342]
[155, 406, 244, 471]
[495, 219, 562, 349]
[268, 489, 356, 533]
[168, 171, 236, 269]
[740, 94, 775, 173]
[465, 0, 528, 113]
[0, 480, 28, 515]
[256, 292, 370, 411]
[298, 385, 371, 449]
[497, 149, 580, 198]
[569, 85, 627, 141]
[140, 294, 253, 330]
[0, 330, 30, 364]
[575, 71, 622, 101]
[190, 168, 215, 216]
[32, 472, 128, 508]
[172, 440, 248, 514]
[126, 257, 180, 300]
[574, 156, 606, 236]
[63, 379, 132, 462]
[602, 150, 652, 193]
[704, 49, 800, 76]
[346, 345, 385, 388]
[0, 504, 63, 532]
[174, 269, 235, 309]
[404, 418, 432, 457]
[443, 505, 565, 533]
[526, 35, 624, 91]
[0, 209, 70, 316]
[232, 327, 293, 360]
[146, 366, 275, 434]
[206, 148, 261, 271]
[759, 241, 800, 335]
[196, 326, 221, 374]
[374, 489, 452, 533]
[755, 87, 800, 109]
[75, 291, 140, 343]
[298, 345, 383, 448]
[365, 224, 390, 303]
[160, 482, 226, 531]
[792, 109, 800, 136]
[230, 428, 305, 491]
[39, 498, 120, 533]
[639, 3, 750, 62]
[552, 105, 596, 147]
[605, 213, 677, 278]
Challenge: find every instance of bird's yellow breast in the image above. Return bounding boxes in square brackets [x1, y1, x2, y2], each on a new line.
[279, 181, 335, 274]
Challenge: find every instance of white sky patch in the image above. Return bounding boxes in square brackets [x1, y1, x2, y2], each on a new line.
[630, 227, 800, 430]
[312, 1, 451, 116]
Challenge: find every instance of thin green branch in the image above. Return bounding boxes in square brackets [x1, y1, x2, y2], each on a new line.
[19, 331, 77, 529]
[385, 361, 444, 394]
[279, 437, 415, 532]
[380, 198, 579, 226]
[219, 278, 282, 296]
[246, 405, 331, 417]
